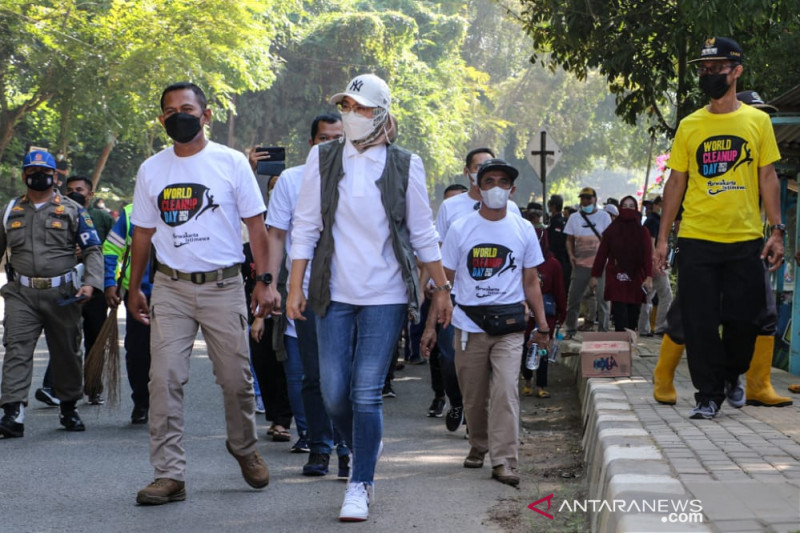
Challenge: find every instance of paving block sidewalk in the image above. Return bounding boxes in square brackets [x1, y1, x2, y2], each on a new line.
[560, 334, 800, 533]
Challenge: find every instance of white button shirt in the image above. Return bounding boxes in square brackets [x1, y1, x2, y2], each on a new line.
[291, 139, 440, 306]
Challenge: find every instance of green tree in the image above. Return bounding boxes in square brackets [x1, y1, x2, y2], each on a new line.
[223, 1, 486, 184]
[1, 0, 295, 191]
[516, 0, 799, 137]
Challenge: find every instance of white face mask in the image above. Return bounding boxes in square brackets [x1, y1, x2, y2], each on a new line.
[467, 172, 478, 185]
[341, 111, 378, 142]
[480, 186, 510, 209]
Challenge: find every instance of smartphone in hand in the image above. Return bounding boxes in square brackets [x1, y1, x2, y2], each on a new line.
[255, 147, 286, 176]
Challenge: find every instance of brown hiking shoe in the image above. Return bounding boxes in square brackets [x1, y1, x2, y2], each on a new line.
[491, 465, 520, 487]
[226, 441, 269, 488]
[463, 447, 486, 468]
[136, 478, 186, 505]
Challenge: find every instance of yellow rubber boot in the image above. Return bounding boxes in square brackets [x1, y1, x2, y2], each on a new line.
[653, 334, 684, 405]
[745, 335, 792, 407]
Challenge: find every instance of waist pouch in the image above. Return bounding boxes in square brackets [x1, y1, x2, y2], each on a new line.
[459, 303, 527, 336]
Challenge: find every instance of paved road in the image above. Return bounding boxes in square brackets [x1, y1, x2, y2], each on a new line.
[0, 304, 515, 533]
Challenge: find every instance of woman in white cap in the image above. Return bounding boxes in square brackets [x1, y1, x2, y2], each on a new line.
[287, 73, 452, 522]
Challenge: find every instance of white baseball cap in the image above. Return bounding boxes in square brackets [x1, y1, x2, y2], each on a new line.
[604, 204, 619, 217]
[329, 74, 391, 110]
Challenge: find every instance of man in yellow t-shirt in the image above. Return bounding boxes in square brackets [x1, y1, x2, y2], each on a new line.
[655, 37, 784, 420]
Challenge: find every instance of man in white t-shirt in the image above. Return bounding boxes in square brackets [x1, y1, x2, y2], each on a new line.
[428, 148, 523, 433]
[127, 82, 279, 505]
[433, 158, 550, 488]
[563, 186, 612, 338]
[260, 113, 351, 478]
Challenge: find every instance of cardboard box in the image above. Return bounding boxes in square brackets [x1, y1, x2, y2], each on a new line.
[580, 332, 633, 378]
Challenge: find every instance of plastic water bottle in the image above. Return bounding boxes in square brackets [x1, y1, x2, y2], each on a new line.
[526, 331, 548, 371]
[549, 325, 562, 363]
[526, 341, 541, 371]
[548, 338, 560, 363]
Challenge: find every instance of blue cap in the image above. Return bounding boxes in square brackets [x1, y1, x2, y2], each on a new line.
[23, 150, 56, 170]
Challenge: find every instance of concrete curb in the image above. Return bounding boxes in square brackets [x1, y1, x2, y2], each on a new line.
[561, 348, 713, 532]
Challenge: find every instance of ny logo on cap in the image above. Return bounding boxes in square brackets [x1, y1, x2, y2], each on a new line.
[350, 79, 364, 92]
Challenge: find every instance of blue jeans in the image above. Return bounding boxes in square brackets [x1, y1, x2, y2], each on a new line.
[283, 335, 307, 436]
[316, 301, 406, 484]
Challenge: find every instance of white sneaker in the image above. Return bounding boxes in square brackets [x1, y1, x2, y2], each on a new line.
[339, 482, 370, 522]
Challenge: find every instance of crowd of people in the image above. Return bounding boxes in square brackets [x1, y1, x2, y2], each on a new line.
[0, 34, 795, 524]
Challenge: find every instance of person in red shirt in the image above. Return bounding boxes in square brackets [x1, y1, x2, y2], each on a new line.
[590, 196, 653, 331]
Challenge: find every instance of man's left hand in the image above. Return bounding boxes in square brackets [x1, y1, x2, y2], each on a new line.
[76, 285, 94, 302]
[761, 233, 785, 272]
[251, 283, 281, 318]
[528, 329, 550, 346]
[432, 290, 452, 329]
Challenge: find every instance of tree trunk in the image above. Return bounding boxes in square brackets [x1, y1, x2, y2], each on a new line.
[0, 91, 55, 163]
[0, 113, 18, 163]
[227, 94, 236, 148]
[91, 132, 117, 191]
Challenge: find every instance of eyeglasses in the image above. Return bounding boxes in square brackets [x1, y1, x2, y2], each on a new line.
[697, 63, 735, 76]
[337, 102, 375, 115]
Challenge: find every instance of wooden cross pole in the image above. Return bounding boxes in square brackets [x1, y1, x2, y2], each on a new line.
[530, 130, 555, 211]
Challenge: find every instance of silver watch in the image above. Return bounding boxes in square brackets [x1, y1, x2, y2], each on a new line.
[433, 281, 452, 292]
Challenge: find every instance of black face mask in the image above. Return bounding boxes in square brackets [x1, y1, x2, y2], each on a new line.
[67, 191, 87, 207]
[699, 73, 731, 100]
[164, 112, 203, 143]
[26, 171, 54, 191]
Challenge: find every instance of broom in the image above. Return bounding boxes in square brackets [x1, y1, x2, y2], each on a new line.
[84, 246, 129, 408]
[84, 307, 120, 406]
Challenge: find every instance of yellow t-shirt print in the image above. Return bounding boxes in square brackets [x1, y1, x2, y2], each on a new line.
[668, 104, 780, 243]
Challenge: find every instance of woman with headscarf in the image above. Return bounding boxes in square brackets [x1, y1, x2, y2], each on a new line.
[286, 74, 452, 522]
[590, 195, 653, 331]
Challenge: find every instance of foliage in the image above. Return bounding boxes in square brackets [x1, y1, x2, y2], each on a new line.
[221, 1, 482, 184]
[516, 0, 800, 137]
[1, 0, 704, 206]
[0, 0, 294, 200]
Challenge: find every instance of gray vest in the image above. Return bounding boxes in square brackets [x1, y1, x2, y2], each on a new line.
[307, 140, 421, 323]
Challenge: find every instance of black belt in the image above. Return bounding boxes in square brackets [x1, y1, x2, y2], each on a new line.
[156, 263, 240, 286]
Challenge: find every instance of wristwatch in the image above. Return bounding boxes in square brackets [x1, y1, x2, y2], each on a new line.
[433, 281, 452, 292]
[770, 223, 786, 234]
[255, 272, 273, 285]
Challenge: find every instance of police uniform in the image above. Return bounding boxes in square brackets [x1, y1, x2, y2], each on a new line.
[0, 191, 103, 410]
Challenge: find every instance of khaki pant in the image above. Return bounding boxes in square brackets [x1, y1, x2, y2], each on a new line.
[148, 271, 256, 481]
[454, 328, 523, 470]
[1, 282, 83, 405]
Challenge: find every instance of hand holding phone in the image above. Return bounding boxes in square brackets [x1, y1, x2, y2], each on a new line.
[255, 146, 286, 176]
[57, 294, 88, 306]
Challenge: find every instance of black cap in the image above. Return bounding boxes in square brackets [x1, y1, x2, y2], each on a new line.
[477, 158, 519, 182]
[690, 36, 743, 63]
[736, 90, 778, 114]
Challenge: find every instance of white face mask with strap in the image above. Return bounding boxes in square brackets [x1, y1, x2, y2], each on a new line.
[341, 111, 376, 141]
[480, 186, 510, 209]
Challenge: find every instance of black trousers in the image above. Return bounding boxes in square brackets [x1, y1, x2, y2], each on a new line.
[125, 296, 151, 409]
[677, 238, 764, 405]
[250, 318, 293, 428]
[611, 301, 641, 332]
